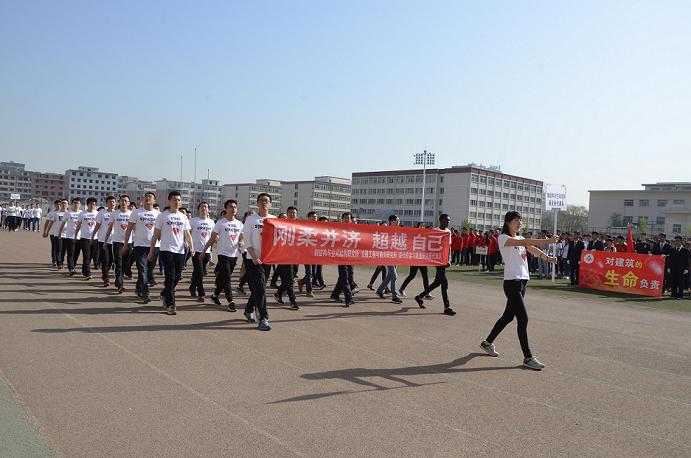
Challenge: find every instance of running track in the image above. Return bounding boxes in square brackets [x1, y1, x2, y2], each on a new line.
[1, 231, 690, 457]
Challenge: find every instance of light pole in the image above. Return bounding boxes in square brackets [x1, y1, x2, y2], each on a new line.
[414, 150, 435, 224]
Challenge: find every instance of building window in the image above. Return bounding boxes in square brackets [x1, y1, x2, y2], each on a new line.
[624, 200, 634, 206]
[656, 217, 665, 225]
[673, 199, 685, 205]
[639, 199, 649, 207]
[657, 200, 667, 207]
[470, 200, 477, 206]
[470, 187, 477, 194]
[623, 216, 633, 224]
[672, 224, 682, 234]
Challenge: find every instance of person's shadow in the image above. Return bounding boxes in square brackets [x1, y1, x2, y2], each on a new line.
[270, 353, 521, 404]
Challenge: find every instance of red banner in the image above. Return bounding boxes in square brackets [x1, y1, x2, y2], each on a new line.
[261, 219, 450, 266]
[578, 251, 665, 297]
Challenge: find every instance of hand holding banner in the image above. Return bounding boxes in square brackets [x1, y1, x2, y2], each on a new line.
[261, 219, 450, 266]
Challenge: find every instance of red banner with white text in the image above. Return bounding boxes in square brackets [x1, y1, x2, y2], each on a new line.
[261, 219, 450, 266]
[578, 251, 665, 297]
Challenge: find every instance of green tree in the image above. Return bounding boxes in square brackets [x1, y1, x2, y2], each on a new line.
[638, 217, 649, 235]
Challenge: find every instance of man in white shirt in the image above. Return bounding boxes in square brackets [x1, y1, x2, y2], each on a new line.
[43, 199, 67, 268]
[274, 206, 300, 310]
[122, 192, 159, 303]
[149, 191, 194, 315]
[188, 201, 214, 301]
[242, 193, 275, 331]
[105, 195, 133, 293]
[203, 199, 243, 311]
[92, 196, 116, 287]
[59, 198, 83, 276]
[74, 197, 99, 279]
[32, 204, 42, 232]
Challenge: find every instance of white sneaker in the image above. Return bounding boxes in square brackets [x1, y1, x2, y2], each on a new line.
[523, 357, 545, 370]
[480, 340, 499, 357]
[398, 289, 406, 297]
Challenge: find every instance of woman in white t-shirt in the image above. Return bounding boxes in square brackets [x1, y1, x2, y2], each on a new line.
[480, 211, 558, 371]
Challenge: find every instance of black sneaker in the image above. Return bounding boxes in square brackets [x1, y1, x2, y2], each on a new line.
[344, 301, 354, 308]
[227, 301, 236, 312]
[235, 286, 246, 295]
[273, 292, 284, 304]
[142, 296, 152, 304]
[166, 304, 177, 315]
[376, 291, 386, 299]
[391, 297, 403, 304]
[69, 271, 76, 277]
[209, 295, 222, 306]
[330, 296, 343, 303]
[414, 296, 426, 309]
[443, 307, 456, 316]
[290, 302, 299, 310]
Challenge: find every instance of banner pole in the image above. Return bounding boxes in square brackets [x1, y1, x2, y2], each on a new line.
[552, 208, 558, 283]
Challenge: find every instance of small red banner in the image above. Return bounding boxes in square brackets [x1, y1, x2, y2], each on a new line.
[261, 219, 450, 266]
[578, 251, 665, 297]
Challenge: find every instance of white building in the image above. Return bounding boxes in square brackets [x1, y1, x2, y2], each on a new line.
[118, 176, 156, 205]
[280, 176, 351, 220]
[588, 182, 691, 236]
[190, 179, 222, 215]
[0, 161, 32, 202]
[352, 165, 543, 229]
[64, 166, 118, 202]
[222, 179, 283, 215]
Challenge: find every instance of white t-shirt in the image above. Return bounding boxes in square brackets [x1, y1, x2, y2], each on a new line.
[212, 218, 243, 257]
[190, 217, 215, 253]
[154, 210, 191, 254]
[7, 206, 17, 216]
[96, 209, 113, 243]
[111, 209, 132, 244]
[129, 207, 160, 248]
[77, 210, 99, 239]
[499, 233, 530, 280]
[64, 210, 82, 239]
[242, 214, 275, 261]
[34, 208, 42, 219]
[49, 211, 66, 237]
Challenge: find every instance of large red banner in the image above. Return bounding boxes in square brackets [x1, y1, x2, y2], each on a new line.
[578, 251, 665, 297]
[261, 219, 450, 266]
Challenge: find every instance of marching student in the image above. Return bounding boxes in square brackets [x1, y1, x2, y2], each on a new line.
[376, 215, 403, 304]
[92, 197, 116, 287]
[330, 212, 356, 307]
[92, 206, 103, 270]
[149, 191, 194, 315]
[269, 212, 288, 288]
[189, 202, 214, 301]
[274, 206, 299, 310]
[667, 236, 689, 299]
[399, 223, 432, 298]
[242, 193, 275, 331]
[32, 203, 42, 232]
[414, 214, 456, 316]
[105, 195, 133, 293]
[73, 197, 99, 279]
[59, 198, 83, 276]
[235, 210, 255, 296]
[312, 216, 329, 289]
[297, 210, 318, 297]
[203, 199, 243, 311]
[122, 192, 159, 303]
[479, 211, 558, 370]
[43, 199, 66, 268]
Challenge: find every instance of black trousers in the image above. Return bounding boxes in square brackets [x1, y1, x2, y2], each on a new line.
[570, 261, 580, 285]
[92, 240, 100, 269]
[487, 280, 532, 359]
[112, 242, 126, 288]
[331, 265, 353, 303]
[214, 255, 237, 303]
[245, 259, 271, 320]
[191, 253, 210, 296]
[79, 238, 93, 277]
[418, 266, 449, 307]
[277, 264, 296, 302]
[132, 246, 155, 298]
[50, 235, 61, 265]
[301, 264, 314, 293]
[99, 242, 113, 280]
[160, 251, 185, 306]
[670, 271, 685, 298]
[313, 265, 324, 287]
[400, 265, 429, 292]
[270, 264, 280, 286]
[65, 238, 81, 272]
[369, 266, 386, 286]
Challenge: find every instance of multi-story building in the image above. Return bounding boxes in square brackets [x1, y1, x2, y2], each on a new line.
[280, 176, 351, 220]
[64, 166, 118, 202]
[222, 179, 283, 215]
[588, 182, 691, 236]
[191, 179, 222, 215]
[118, 176, 156, 205]
[31, 172, 65, 203]
[0, 161, 32, 202]
[351, 165, 543, 229]
[155, 179, 193, 209]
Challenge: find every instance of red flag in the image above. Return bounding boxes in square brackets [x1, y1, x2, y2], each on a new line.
[626, 223, 635, 253]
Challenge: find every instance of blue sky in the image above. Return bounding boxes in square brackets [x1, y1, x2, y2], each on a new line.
[1, 0, 690, 205]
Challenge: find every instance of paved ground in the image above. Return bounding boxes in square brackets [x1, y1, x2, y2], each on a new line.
[1, 230, 690, 457]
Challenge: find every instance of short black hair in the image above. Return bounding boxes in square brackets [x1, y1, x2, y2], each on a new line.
[341, 211, 352, 219]
[307, 211, 317, 218]
[86, 197, 97, 205]
[224, 199, 237, 209]
[71, 198, 81, 203]
[144, 192, 156, 199]
[97, 206, 105, 211]
[256, 192, 272, 203]
[659, 233, 666, 238]
[388, 214, 399, 223]
[287, 206, 298, 213]
[105, 196, 116, 202]
[318, 216, 328, 222]
[674, 235, 683, 240]
[53, 199, 61, 204]
[119, 195, 130, 200]
[197, 201, 208, 210]
[168, 191, 181, 201]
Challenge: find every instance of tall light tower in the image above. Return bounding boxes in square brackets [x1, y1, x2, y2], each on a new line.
[414, 150, 435, 223]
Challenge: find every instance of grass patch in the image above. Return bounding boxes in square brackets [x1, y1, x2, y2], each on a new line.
[444, 265, 691, 313]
